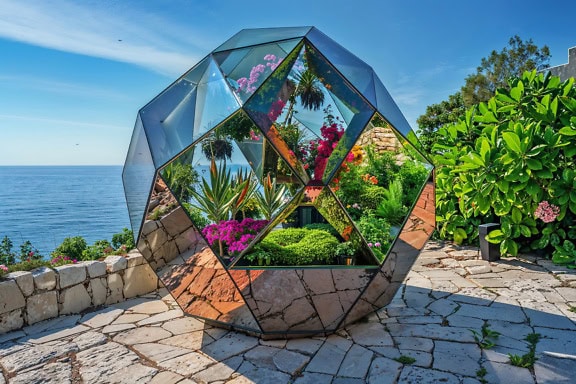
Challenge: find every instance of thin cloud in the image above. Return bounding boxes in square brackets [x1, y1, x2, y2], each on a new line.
[0, 114, 125, 130]
[0, 0, 208, 76]
[0, 75, 131, 100]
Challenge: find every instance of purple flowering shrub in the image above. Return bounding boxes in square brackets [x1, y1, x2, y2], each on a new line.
[202, 218, 269, 256]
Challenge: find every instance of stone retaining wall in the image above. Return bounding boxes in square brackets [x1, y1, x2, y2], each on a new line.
[0, 250, 159, 334]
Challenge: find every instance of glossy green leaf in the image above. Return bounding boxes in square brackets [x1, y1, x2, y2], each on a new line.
[559, 127, 576, 136]
[526, 159, 542, 170]
[502, 131, 522, 154]
[453, 228, 468, 245]
[511, 207, 522, 224]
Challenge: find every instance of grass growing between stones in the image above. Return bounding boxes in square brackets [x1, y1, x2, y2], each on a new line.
[476, 367, 488, 384]
[508, 333, 541, 368]
[470, 323, 500, 349]
[394, 355, 416, 365]
[569, 306, 576, 313]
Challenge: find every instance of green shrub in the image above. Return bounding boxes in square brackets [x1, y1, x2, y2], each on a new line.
[284, 230, 339, 264]
[433, 71, 576, 261]
[82, 240, 113, 261]
[182, 203, 210, 229]
[111, 228, 135, 250]
[375, 179, 407, 226]
[52, 236, 87, 260]
[398, 159, 430, 207]
[248, 228, 339, 265]
[265, 228, 308, 246]
[360, 185, 388, 211]
[0, 236, 16, 265]
[303, 223, 339, 237]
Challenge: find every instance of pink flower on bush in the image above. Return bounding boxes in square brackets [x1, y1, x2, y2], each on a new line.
[0, 264, 8, 272]
[202, 218, 269, 256]
[534, 201, 560, 223]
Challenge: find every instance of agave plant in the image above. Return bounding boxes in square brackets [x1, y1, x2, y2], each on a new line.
[255, 173, 289, 220]
[229, 168, 258, 220]
[190, 159, 239, 222]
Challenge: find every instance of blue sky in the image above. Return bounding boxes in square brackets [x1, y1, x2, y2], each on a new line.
[1, 0, 574, 165]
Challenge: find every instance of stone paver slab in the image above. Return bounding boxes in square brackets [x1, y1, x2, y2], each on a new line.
[397, 366, 461, 384]
[202, 332, 259, 361]
[113, 326, 172, 345]
[433, 340, 481, 376]
[366, 357, 402, 384]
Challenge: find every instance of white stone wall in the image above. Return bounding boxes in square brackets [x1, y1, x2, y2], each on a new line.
[0, 250, 159, 334]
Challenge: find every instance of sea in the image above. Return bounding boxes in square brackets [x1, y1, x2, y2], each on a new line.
[0, 166, 131, 259]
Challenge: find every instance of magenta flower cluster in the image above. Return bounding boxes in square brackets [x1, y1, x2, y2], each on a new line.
[299, 123, 345, 180]
[202, 218, 269, 255]
[534, 201, 560, 223]
[237, 54, 283, 95]
[50, 254, 78, 266]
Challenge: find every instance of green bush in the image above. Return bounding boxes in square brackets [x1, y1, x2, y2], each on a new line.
[398, 159, 430, 207]
[248, 228, 339, 265]
[111, 228, 135, 250]
[360, 185, 388, 211]
[51, 236, 87, 260]
[0, 236, 16, 265]
[433, 71, 576, 262]
[82, 240, 113, 261]
[303, 223, 339, 237]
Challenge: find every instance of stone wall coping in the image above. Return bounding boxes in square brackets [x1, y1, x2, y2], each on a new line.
[0, 251, 159, 334]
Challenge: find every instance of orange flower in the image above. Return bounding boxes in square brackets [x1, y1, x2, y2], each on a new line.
[342, 225, 353, 241]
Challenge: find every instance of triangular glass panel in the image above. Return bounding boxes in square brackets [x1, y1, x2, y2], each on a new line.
[193, 58, 241, 145]
[214, 27, 310, 52]
[217, 41, 300, 104]
[373, 72, 413, 137]
[329, 113, 433, 264]
[306, 28, 377, 106]
[122, 115, 157, 240]
[182, 56, 211, 85]
[140, 79, 197, 167]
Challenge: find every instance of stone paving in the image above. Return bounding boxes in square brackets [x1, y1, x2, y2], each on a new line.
[0, 241, 575, 383]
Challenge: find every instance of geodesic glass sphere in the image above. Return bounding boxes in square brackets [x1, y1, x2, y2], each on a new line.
[123, 27, 435, 338]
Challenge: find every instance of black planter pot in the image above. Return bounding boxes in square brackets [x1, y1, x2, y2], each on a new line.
[479, 223, 501, 261]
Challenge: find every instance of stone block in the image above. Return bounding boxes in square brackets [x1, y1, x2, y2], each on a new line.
[161, 207, 190, 237]
[0, 280, 26, 314]
[60, 284, 92, 314]
[32, 267, 57, 290]
[147, 227, 168, 252]
[123, 264, 158, 299]
[126, 252, 144, 268]
[0, 309, 23, 333]
[56, 264, 87, 289]
[89, 277, 108, 306]
[105, 255, 127, 273]
[106, 273, 124, 304]
[26, 291, 58, 325]
[141, 219, 158, 236]
[7, 271, 34, 296]
[84, 261, 107, 278]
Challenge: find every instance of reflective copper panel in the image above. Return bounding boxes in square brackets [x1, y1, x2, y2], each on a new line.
[123, 27, 435, 337]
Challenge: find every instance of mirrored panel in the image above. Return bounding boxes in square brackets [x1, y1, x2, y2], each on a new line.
[213, 27, 310, 52]
[122, 116, 157, 240]
[137, 174, 261, 332]
[330, 113, 433, 264]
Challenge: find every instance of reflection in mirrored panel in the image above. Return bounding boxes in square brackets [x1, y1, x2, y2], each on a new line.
[137, 174, 261, 332]
[330, 113, 433, 264]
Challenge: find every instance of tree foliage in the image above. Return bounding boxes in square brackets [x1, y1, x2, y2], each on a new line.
[461, 35, 551, 106]
[416, 92, 465, 154]
[417, 36, 551, 154]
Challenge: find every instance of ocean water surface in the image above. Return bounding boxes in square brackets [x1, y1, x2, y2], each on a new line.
[0, 166, 131, 258]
